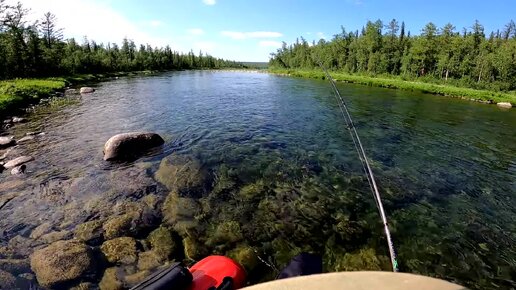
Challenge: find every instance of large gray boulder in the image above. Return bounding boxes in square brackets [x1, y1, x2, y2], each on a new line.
[103, 132, 164, 161]
[30, 240, 94, 288]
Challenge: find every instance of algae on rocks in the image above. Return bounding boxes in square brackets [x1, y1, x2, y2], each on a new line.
[99, 267, 123, 290]
[101, 237, 138, 265]
[75, 220, 105, 244]
[154, 154, 210, 197]
[147, 226, 177, 259]
[162, 192, 202, 235]
[30, 240, 94, 288]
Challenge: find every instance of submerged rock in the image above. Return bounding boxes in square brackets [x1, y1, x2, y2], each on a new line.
[147, 226, 176, 259]
[497, 102, 512, 108]
[10, 164, 26, 175]
[162, 192, 201, 234]
[17, 135, 35, 144]
[99, 267, 123, 290]
[0, 269, 16, 288]
[0, 136, 15, 148]
[183, 236, 207, 261]
[103, 132, 164, 161]
[155, 154, 209, 196]
[137, 251, 163, 271]
[101, 237, 138, 264]
[30, 222, 53, 239]
[0, 147, 13, 160]
[4, 156, 34, 169]
[30, 240, 94, 288]
[75, 220, 105, 244]
[207, 221, 244, 246]
[80, 87, 95, 94]
[227, 245, 259, 272]
[40, 230, 72, 244]
[333, 248, 389, 272]
[125, 270, 150, 287]
[102, 214, 134, 240]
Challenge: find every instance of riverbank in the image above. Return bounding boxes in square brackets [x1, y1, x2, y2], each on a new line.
[0, 79, 67, 116]
[269, 69, 516, 106]
[0, 71, 162, 118]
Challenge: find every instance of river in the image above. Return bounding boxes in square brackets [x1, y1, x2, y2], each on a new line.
[0, 71, 515, 289]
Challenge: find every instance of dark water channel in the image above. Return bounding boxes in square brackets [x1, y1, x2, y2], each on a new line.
[0, 71, 515, 289]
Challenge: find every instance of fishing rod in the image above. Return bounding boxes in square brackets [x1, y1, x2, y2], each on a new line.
[313, 56, 399, 272]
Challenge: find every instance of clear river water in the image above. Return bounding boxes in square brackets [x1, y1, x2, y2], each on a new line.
[0, 71, 515, 289]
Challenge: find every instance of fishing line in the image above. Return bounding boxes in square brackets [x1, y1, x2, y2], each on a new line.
[313, 56, 399, 272]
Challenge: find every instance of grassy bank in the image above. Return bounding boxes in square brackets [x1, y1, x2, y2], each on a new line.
[0, 79, 67, 116]
[0, 71, 162, 117]
[269, 69, 516, 105]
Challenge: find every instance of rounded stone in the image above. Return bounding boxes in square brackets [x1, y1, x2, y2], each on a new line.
[80, 87, 95, 94]
[30, 240, 94, 288]
[101, 237, 138, 265]
[103, 132, 164, 161]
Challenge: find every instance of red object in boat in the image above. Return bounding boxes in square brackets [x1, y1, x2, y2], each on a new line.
[189, 255, 246, 290]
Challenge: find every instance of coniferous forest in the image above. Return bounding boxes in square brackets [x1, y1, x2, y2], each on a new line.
[269, 19, 516, 92]
[0, 1, 244, 80]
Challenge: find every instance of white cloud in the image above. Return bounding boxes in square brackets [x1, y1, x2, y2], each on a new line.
[7, 0, 176, 48]
[221, 31, 283, 40]
[149, 20, 163, 28]
[188, 28, 205, 36]
[202, 0, 216, 5]
[259, 40, 282, 47]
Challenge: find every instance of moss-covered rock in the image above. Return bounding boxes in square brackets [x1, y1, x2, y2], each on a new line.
[162, 192, 201, 235]
[183, 236, 207, 261]
[30, 240, 94, 288]
[103, 202, 159, 240]
[30, 222, 53, 239]
[137, 250, 163, 271]
[227, 245, 259, 272]
[147, 226, 176, 259]
[75, 220, 105, 244]
[142, 194, 160, 210]
[0, 269, 16, 288]
[155, 154, 209, 196]
[103, 214, 134, 240]
[124, 270, 150, 287]
[99, 267, 123, 290]
[207, 221, 243, 246]
[333, 248, 388, 271]
[101, 237, 138, 265]
[40, 230, 72, 244]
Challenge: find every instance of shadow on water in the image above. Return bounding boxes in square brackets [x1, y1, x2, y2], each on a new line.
[0, 71, 514, 289]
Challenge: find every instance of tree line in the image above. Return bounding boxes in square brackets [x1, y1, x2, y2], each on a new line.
[0, 1, 245, 80]
[269, 19, 516, 91]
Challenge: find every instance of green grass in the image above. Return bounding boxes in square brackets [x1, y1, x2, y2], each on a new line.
[0, 79, 67, 116]
[269, 68, 516, 104]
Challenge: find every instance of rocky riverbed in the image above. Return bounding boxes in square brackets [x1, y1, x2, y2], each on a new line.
[0, 97, 383, 289]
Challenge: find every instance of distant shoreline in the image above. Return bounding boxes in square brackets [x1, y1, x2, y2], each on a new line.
[268, 68, 515, 107]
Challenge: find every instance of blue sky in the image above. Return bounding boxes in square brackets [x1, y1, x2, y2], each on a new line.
[15, 0, 516, 62]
